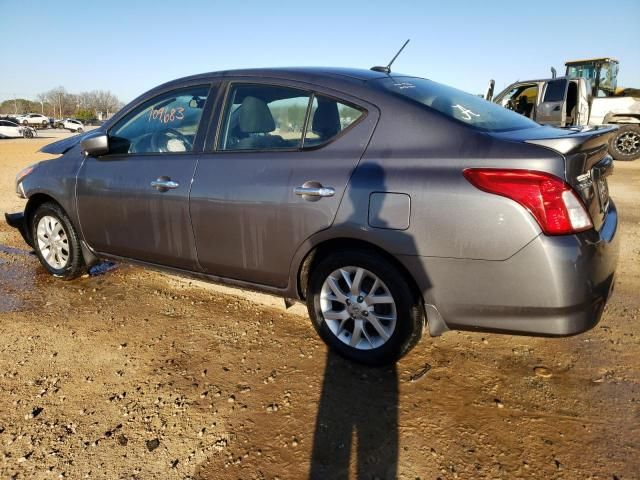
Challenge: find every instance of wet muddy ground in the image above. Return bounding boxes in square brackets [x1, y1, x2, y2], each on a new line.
[0, 136, 639, 479]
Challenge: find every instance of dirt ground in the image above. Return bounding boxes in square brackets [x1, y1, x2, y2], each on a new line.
[0, 135, 638, 480]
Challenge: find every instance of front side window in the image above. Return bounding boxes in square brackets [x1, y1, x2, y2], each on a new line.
[218, 84, 365, 151]
[376, 77, 540, 132]
[109, 86, 209, 154]
[543, 79, 568, 102]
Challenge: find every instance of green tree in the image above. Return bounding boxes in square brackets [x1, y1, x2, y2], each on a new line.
[75, 109, 95, 122]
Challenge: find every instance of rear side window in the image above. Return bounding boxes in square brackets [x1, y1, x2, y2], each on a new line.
[376, 77, 540, 132]
[218, 84, 364, 151]
[109, 86, 210, 154]
[543, 79, 568, 102]
[219, 85, 311, 151]
[305, 96, 363, 147]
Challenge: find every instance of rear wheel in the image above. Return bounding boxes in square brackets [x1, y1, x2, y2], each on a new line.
[306, 249, 423, 366]
[31, 202, 86, 279]
[609, 125, 640, 161]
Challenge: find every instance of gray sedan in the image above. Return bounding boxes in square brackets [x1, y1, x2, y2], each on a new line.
[5, 67, 619, 365]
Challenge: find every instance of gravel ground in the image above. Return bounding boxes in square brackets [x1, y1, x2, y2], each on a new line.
[0, 135, 638, 479]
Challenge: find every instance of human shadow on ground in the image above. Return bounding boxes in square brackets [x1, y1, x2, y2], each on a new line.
[309, 162, 431, 479]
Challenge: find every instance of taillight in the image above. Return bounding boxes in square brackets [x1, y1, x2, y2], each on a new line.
[463, 169, 593, 235]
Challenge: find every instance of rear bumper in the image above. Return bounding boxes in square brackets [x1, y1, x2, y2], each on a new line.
[401, 201, 619, 337]
[4, 212, 33, 248]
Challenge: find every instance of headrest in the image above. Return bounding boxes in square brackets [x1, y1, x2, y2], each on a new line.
[312, 99, 340, 138]
[239, 96, 275, 133]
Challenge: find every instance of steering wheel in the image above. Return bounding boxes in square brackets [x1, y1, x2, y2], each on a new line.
[150, 128, 192, 153]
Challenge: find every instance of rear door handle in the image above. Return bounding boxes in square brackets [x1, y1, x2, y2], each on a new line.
[151, 177, 179, 191]
[295, 185, 335, 199]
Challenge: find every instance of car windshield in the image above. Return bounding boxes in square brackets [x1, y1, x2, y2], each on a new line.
[376, 76, 540, 132]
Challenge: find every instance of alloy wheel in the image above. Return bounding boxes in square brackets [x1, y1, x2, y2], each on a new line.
[320, 266, 397, 350]
[36, 215, 70, 269]
[615, 130, 640, 155]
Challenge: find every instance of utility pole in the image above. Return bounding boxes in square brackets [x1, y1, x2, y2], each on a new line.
[13, 94, 17, 115]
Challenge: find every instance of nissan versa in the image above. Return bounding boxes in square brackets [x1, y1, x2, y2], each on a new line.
[5, 67, 619, 365]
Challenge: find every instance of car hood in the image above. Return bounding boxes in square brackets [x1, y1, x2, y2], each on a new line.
[39, 130, 96, 154]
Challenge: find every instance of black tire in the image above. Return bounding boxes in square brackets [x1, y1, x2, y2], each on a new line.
[77, 128, 84, 133]
[306, 249, 423, 366]
[41, 120, 48, 128]
[23, 120, 28, 126]
[23, 129, 33, 139]
[609, 125, 640, 161]
[31, 202, 86, 279]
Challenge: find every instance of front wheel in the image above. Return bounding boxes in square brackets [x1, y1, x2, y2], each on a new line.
[306, 249, 423, 366]
[609, 125, 640, 161]
[77, 127, 84, 133]
[31, 202, 86, 279]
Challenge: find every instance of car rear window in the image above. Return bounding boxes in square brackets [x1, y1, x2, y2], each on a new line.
[376, 77, 540, 132]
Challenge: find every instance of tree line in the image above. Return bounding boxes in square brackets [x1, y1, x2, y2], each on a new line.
[0, 87, 123, 122]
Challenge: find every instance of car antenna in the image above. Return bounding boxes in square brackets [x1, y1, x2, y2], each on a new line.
[371, 39, 410, 74]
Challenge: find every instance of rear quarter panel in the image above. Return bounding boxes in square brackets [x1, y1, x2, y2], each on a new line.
[334, 103, 565, 261]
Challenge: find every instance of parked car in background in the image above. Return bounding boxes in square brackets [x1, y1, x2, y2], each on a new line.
[0, 119, 35, 138]
[17, 113, 50, 128]
[5, 67, 619, 365]
[490, 58, 640, 161]
[57, 118, 84, 132]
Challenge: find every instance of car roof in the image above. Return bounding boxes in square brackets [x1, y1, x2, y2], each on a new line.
[155, 67, 412, 93]
[508, 76, 572, 84]
[198, 67, 392, 81]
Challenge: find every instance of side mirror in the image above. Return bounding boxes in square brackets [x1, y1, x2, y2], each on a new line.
[81, 133, 109, 157]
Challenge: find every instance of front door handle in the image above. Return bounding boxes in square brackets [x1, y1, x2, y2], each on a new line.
[151, 177, 179, 191]
[294, 182, 335, 201]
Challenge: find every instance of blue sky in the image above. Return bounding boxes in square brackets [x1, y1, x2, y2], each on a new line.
[1, 0, 639, 103]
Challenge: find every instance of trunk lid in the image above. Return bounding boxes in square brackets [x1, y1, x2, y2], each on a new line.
[492, 125, 616, 231]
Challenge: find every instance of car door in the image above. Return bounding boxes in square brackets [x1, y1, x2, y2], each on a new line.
[575, 78, 591, 125]
[536, 78, 568, 126]
[190, 81, 379, 288]
[76, 83, 216, 270]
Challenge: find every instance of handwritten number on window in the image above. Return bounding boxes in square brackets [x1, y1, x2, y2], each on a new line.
[148, 106, 185, 124]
